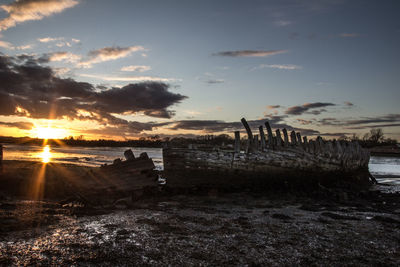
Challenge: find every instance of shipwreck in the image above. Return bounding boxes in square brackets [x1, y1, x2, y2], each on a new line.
[163, 118, 373, 190]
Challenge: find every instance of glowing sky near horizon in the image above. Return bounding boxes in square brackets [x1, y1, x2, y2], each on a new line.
[0, 0, 399, 140]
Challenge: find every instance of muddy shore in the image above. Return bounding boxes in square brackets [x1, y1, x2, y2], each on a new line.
[0, 161, 399, 265]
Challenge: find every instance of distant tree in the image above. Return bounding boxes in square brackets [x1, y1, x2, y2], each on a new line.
[368, 128, 384, 144]
[350, 133, 360, 141]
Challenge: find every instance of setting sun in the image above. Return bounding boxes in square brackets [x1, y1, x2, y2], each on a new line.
[40, 145, 52, 163]
[31, 126, 69, 140]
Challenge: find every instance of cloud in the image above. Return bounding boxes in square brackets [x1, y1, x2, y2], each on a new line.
[205, 79, 224, 84]
[121, 65, 151, 72]
[42, 51, 81, 63]
[274, 20, 292, 27]
[0, 40, 33, 50]
[344, 101, 354, 107]
[0, 53, 187, 133]
[0, 0, 79, 31]
[267, 105, 281, 109]
[285, 102, 336, 115]
[0, 121, 34, 130]
[213, 50, 288, 57]
[79, 73, 179, 83]
[78, 46, 145, 68]
[316, 114, 400, 130]
[167, 115, 320, 136]
[256, 64, 302, 70]
[0, 40, 13, 49]
[38, 37, 64, 43]
[339, 33, 360, 38]
[16, 44, 33, 50]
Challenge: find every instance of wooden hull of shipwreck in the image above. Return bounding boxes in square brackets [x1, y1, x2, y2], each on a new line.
[163, 119, 371, 190]
[72, 151, 158, 204]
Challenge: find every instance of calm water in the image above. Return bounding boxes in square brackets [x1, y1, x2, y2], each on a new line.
[2, 145, 400, 185]
[2, 144, 163, 170]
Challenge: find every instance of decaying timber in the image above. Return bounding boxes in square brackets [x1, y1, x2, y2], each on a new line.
[163, 118, 372, 189]
[69, 150, 157, 204]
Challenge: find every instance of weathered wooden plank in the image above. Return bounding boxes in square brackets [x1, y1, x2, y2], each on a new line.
[259, 126, 266, 150]
[275, 129, 283, 147]
[234, 131, 241, 153]
[296, 132, 302, 146]
[282, 128, 289, 147]
[265, 121, 274, 148]
[254, 134, 259, 151]
[290, 131, 297, 145]
[241, 118, 254, 152]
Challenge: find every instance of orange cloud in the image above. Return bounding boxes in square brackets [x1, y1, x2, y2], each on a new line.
[0, 0, 79, 31]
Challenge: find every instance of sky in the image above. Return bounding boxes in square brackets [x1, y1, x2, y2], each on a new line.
[0, 0, 399, 140]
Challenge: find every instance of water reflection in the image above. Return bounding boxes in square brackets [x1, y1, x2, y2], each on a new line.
[40, 145, 51, 163]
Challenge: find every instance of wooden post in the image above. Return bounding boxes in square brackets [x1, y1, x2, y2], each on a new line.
[241, 118, 254, 153]
[264, 121, 274, 148]
[275, 129, 283, 147]
[290, 131, 297, 145]
[303, 136, 308, 151]
[124, 149, 135, 160]
[254, 134, 259, 151]
[259, 126, 266, 151]
[316, 136, 323, 154]
[282, 128, 289, 147]
[296, 132, 302, 146]
[234, 131, 241, 153]
[303, 136, 308, 144]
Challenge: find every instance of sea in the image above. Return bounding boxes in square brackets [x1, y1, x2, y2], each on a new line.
[2, 144, 400, 186]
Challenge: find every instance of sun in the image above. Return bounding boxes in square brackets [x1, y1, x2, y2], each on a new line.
[32, 126, 69, 139]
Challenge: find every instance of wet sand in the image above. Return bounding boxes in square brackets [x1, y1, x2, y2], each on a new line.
[1, 189, 399, 266]
[0, 160, 399, 265]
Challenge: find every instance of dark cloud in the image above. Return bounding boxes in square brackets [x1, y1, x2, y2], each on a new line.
[0, 53, 187, 132]
[167, 115, 320, 137]
[346, 123, 400, 130]
[316, 114, 400, 131]
[213, 50, 287, 57]
[285, 102, 335, 115]
[0, 121, 34, 130]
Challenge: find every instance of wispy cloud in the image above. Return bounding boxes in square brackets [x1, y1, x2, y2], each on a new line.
[0, 40, 33, 50]
[274, 20, 292, 27]
[43, 51, 81, 63]
[316, 114, 400, 130]
[0, 40, 13, 49]
[79, 73, 179, 83]
[121, 65, 151, 72]
[0, 121, 34, 130]
[205, 79, 224, 84]
[344, 101, 354, 107]
[0, 0, 79, 31]
[255, 64, 302, 70]
[213, 49, 288, 57]
[16, 44, 33, 50]
[38, 36, 64, 43]
[285, 102, 336, 115]
[78, 46, 145, 68]
[339, 33, 360, 38]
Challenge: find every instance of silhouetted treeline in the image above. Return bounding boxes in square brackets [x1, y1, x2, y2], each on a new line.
[0, 136, 163, 148]
[344, 128, 398, 148]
